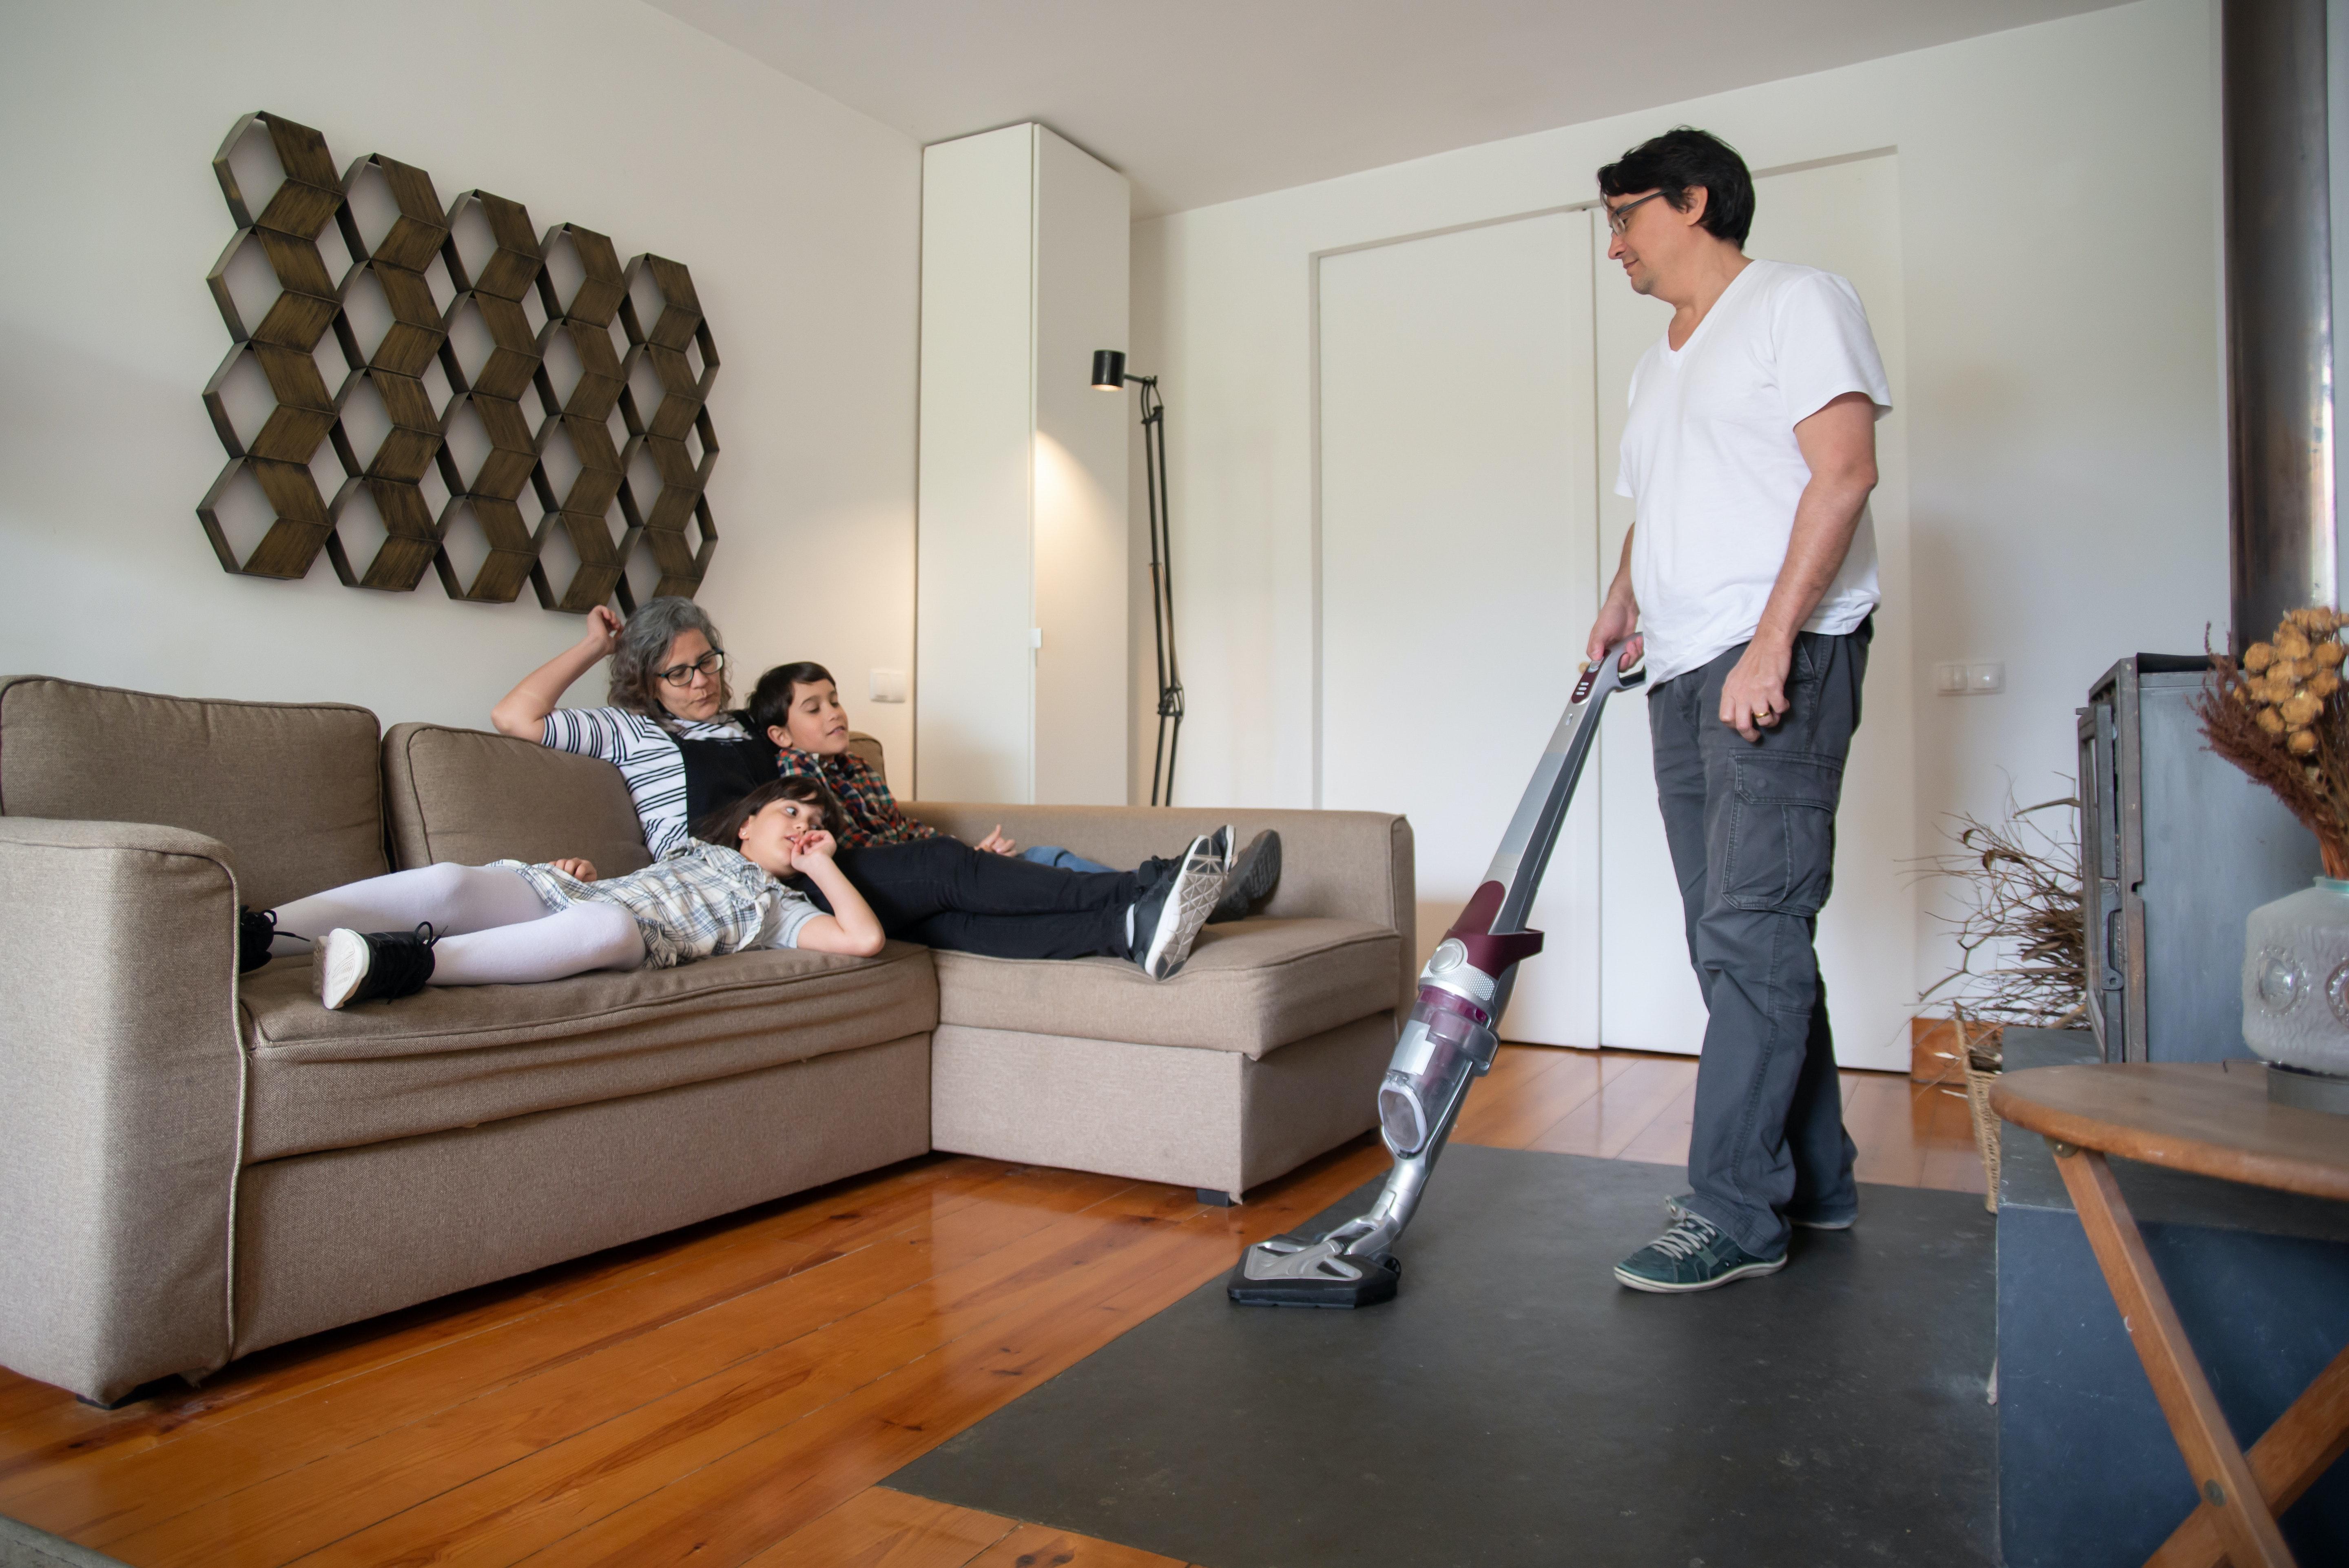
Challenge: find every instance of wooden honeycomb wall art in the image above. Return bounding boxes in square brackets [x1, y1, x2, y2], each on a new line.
[198, 111, 720, 613]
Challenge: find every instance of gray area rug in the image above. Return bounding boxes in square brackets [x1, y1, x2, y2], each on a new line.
[890, 1143, 1997, 1568]
[0, 1513, 124, 1568]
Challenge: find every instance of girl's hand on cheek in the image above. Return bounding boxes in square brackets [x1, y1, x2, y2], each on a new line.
[795, 829, 838, 864]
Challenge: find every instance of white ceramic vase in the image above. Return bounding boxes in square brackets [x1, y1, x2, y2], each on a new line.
[2243, 877, 2349, 1111]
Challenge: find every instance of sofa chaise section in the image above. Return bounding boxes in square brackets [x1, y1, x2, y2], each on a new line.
[906, 802, 1414, 1197]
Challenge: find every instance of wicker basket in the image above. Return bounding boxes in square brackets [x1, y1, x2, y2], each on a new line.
[1955, 1017, 2003, 1214]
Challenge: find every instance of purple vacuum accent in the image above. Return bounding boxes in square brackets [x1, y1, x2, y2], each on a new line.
[1459, 928, 1544, 974]
[1444, 879, 1544, 975]
[1417, 986, 1490, 1028]
[1448, 881, 1505, 938]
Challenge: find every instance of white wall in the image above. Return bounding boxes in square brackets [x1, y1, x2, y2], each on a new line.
[1131, 0, 2227, 1014]
[0, 0, 921, 768]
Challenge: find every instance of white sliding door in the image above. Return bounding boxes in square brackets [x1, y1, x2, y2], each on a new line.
[1593, 153, 1914, 1068]
[1318, 212, 1603, 1047]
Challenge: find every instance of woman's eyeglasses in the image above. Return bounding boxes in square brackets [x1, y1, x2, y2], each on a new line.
[656, 651, 726, 687]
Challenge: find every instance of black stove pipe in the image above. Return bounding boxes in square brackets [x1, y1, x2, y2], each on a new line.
[2223, 0, 2337, 650]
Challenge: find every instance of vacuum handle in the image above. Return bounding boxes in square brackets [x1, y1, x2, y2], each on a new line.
[1479, 644, 1641, 936]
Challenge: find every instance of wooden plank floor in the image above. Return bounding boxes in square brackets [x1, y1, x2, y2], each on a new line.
[0, 1047, 1981, 1567]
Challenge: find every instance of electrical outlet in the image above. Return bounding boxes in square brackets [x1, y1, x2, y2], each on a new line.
[868, 668, 908, 704]
[1934, 660, 2006, 695]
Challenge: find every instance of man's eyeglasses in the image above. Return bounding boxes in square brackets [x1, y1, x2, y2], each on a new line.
[656, 650, 726, 687]
[1605, 190, 1668, 236]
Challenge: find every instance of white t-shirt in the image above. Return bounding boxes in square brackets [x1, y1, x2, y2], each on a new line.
[1613, 258, 1892, 686]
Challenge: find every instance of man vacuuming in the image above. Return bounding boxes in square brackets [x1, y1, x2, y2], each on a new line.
[1590, 128, 1891, 1293]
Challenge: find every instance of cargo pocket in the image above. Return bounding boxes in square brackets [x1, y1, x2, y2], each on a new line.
[1722, 753, 1844, 915]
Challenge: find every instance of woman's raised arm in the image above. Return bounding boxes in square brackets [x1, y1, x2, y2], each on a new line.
[492, 605, 623, 739]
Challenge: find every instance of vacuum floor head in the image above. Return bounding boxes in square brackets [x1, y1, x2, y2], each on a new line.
[1227, 1233, 1401, 1309]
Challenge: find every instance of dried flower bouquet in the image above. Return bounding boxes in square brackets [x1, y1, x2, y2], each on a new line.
[2195, 607, 2349, 879]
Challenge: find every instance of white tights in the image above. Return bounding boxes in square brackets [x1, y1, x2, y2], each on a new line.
[269, 864, 644, 986]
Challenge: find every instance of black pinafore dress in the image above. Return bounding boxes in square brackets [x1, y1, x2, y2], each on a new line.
[675, 725, 777, 833]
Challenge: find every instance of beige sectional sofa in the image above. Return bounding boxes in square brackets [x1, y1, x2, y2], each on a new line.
[0, 676, 1412, 1404]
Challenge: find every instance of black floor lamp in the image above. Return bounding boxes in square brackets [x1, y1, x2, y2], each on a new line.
[1092, 349, 1184, 806]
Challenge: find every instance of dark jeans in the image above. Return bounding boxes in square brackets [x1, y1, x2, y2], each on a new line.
[1649, 621, 1870, 1258]
[807, 838, 1149, 961]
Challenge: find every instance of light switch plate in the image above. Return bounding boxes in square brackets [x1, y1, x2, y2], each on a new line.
[1933, 660, 2005, 695]
[868, 668, 908, 704]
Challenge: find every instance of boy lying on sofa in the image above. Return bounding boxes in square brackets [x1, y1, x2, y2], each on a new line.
[748, 660, 1284, 922]
[240, 777, 1236, 1008]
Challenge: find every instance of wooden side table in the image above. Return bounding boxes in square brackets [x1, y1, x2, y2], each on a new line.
[1992, 1062, 2349, 1568]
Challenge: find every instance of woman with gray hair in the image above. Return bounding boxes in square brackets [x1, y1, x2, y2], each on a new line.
[493, 598, 774, 861]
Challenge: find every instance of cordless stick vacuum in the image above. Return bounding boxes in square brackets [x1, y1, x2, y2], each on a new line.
[1229, 645, 1644, 1308]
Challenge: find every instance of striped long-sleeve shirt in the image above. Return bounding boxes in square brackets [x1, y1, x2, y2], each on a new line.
[541, 706, 757, 861]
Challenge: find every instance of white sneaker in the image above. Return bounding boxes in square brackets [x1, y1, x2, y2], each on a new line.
[1136, 828, 1231, 980]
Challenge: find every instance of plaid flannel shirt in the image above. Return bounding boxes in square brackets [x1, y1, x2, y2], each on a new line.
[774, 747, 939, 849]
[498, 842, 817, 969]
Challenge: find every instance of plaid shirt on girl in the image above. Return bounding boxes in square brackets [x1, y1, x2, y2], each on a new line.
[773, 748, 939, 849]
[496, 842, 817, 969]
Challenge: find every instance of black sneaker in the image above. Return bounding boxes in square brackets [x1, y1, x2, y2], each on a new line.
[238, 906, 278, 973]
[1614, 1212, 1786, 1293]
[316, 923, 439, 1010]
[1208, 829, 1281, 924]
[1665, 1191, 1854, 1232]
[1130, 828, 1231, 980]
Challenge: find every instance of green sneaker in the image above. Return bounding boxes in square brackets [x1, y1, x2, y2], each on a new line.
[1614, 1213, 1786, 1293]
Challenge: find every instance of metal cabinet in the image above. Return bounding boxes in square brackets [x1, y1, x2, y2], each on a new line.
[2079, 656, 2321, 1062]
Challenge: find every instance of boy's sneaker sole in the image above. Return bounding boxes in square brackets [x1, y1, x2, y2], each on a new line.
[1142, 829, 1231, 979]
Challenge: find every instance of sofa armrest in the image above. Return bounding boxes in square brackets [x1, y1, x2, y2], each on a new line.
[0, 818, 245, 1402]
[899, 803, 1416, 1018]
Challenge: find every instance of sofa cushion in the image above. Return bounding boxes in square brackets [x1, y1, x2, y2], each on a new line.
[0, 675, 385, 908]
[383, 722, 652, 877]
[930, 917, 1399, 1059]
[236, 940, 938, 1161]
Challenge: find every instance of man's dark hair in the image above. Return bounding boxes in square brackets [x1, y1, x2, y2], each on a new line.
[748, 660, 837, 739]
[691, 774, 843, 853]
[1596, 127, 1755, 249]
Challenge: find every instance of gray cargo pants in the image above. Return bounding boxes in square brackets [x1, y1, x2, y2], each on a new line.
[1649, 620, 1869, 1259]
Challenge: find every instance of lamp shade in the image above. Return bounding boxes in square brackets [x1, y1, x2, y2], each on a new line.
[1091, 348, 1127, 390]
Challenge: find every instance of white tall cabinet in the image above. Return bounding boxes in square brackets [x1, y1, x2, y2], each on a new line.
[917, 124, 1131, 805]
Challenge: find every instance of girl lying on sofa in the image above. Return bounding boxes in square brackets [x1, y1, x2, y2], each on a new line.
[244, 777, 1233, 1009]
